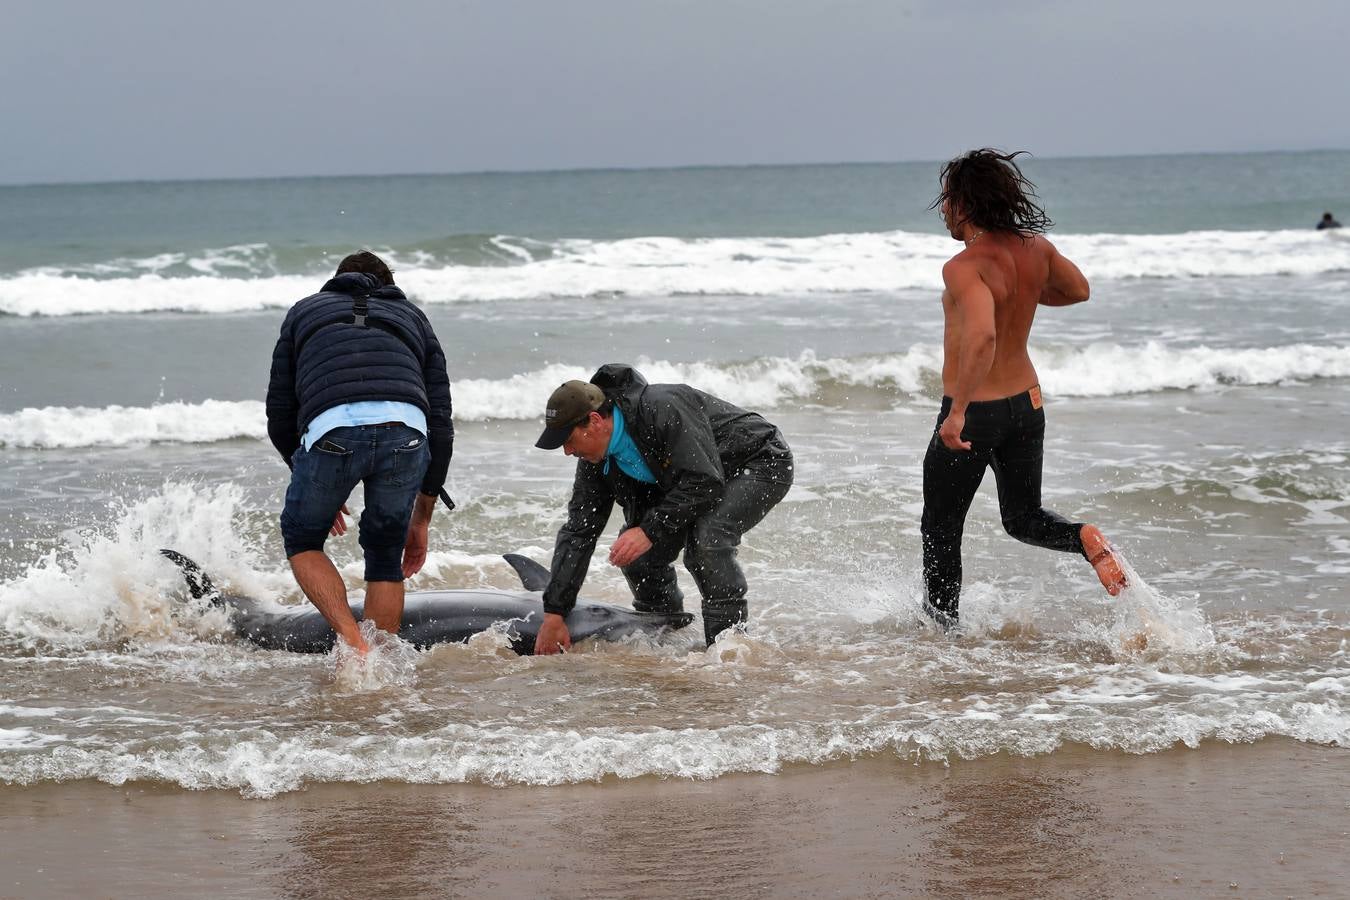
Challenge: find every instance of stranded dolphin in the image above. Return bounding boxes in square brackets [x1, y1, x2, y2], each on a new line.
[160, 549, 693, 655]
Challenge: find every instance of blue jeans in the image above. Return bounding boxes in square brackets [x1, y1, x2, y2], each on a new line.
[280, 424, 431, 582]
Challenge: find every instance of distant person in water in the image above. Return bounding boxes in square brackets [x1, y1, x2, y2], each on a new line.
[1316, 212, 1342, 230]
[919, 148, 1127, 630]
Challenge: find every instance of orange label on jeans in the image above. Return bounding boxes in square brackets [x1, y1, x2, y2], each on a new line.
[1029, 385, 1043, 409]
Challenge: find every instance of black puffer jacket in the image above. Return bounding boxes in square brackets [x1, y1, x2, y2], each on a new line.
[265, 273, 453, 496]
[542, 364, 782, 614]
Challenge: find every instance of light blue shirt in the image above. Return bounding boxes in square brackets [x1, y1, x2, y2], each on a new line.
[301, 401, 427, 449]
[603, 406, 657, 483]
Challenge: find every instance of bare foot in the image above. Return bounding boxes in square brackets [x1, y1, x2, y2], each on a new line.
[1080, 524, 1127, 596]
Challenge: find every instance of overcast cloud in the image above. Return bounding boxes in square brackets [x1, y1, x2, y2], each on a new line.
[2, 0, 1345, 184]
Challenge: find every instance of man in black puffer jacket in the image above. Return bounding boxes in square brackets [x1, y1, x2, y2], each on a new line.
[532, 364, 793, 652]
[266, 251, 452, 654]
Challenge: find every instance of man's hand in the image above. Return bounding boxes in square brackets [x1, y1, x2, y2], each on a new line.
[402, 493, 437, 578]
[402, 521, 428, 578]
[534, 613, 572, 655]
[330, 504, 351, 537]
[939, 410, 972, 451]
[608, 527, 653, 568]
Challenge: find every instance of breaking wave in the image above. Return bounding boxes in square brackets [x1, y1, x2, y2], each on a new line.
[3, 228, 1347, 316]
[3, 342, 1347, 448]
[3, 702, 1346, 797]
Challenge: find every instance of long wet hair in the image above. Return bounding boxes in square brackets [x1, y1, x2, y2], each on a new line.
[930, 149, 1053, 236]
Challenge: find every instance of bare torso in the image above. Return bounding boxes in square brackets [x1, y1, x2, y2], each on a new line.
[941, 233, 1055, 400]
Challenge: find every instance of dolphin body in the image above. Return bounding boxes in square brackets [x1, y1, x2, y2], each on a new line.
[161, 549, 693, 655]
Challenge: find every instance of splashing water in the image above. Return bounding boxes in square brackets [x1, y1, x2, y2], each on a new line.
[330, 620, 421, 691]
[699, 627, 785, 668]
[1105, 556, 1216, 657]
[0, 483, 269, 649]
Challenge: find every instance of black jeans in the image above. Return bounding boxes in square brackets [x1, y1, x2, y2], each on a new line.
[921, 392, 1084, 623]
[624, 434, 794, 644]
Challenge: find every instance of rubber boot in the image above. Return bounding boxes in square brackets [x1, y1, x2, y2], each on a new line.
[633, 593, 685, 616]
[702, 597, 748, 646]
[625, 552, 684, 615]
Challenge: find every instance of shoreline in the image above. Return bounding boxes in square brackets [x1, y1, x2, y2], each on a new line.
[3, 739, 1346, 898]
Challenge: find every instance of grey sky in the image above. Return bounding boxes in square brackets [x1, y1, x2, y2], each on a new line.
[2, 0, 1346, 184]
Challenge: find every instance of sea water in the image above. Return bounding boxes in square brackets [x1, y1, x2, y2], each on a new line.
[1, 152, 1347, 796]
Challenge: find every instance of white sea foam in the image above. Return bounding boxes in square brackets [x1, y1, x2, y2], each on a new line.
[453, 341, 1350, 414]
[0, 271, 317, 317]
[0, 399, 269, 448]
[0, 727, 66, 750]
[1036, 341, 1350, 397]
[0, 704, 62, 718]
[0, 696, 1343, 796]
[3, 342, 1347, 449]
[3, 228, 1347, 316]
[21, 242, 280, 279]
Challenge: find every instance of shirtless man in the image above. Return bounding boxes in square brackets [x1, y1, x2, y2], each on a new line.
[920, 148, 1126, 629]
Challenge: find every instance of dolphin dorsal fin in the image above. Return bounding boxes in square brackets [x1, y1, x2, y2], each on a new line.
[502, 553, 551, 592]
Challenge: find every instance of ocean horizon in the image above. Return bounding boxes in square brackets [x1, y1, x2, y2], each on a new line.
[5, 143, 1348, 189]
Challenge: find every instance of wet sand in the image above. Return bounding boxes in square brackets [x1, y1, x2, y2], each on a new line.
[2, 739, 1346, 899]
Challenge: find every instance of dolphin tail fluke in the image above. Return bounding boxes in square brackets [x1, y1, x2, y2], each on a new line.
[159, 549, 223, 605]
[502, 553, 551, 592]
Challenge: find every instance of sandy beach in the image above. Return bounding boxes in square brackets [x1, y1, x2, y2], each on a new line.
[3, 738, 1345, 899]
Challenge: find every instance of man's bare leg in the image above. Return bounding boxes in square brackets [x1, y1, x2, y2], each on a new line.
[289, 550, 366, 651]
[363, 581, 406, 634]
[1080, 524, 1127, 596]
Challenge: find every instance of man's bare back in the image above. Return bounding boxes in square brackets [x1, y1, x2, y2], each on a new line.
[940, 232, 1089, 405]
